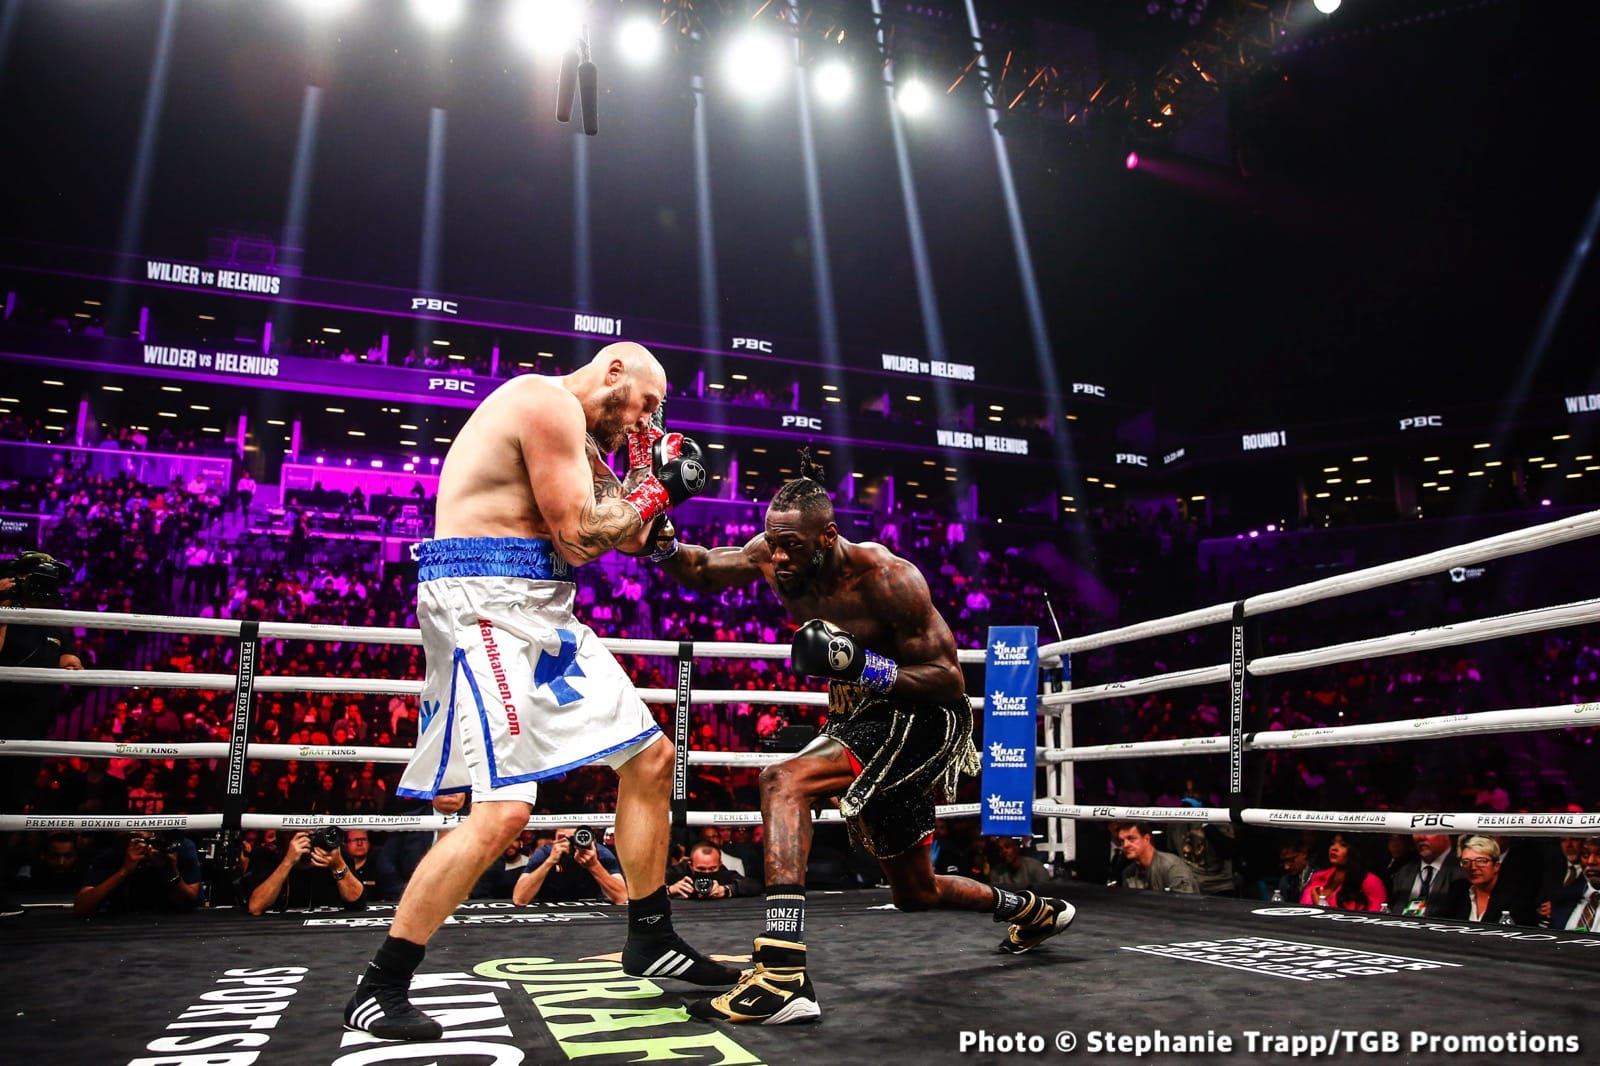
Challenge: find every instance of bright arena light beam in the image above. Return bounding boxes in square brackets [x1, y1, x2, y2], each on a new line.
[617, 14, 661, 66]
[895, 78, 933, 117]
[721, 29, 788, 102]
[506, 0, 581, 59]
[291, 0, 361, 20]
[812, 59, 854, 105]
[409, 0, 465, 33]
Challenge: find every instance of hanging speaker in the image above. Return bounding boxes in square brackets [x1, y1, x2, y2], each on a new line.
[556, 49, 580, 123]
[578, 60, 598, 136]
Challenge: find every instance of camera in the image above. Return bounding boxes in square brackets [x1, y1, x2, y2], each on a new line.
[571, 826, 596, 850]
[0, 551, 71, 608]
[151, 830, 187, 855]
[308, 825, 345, 852]
[693, 876, 715, 898]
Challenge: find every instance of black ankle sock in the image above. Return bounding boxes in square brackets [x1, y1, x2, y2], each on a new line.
[628, 886, 673, 937]
[765, 884, 806, 941]
[992, 887, 1030, 922]
[368, 936, 426, 985]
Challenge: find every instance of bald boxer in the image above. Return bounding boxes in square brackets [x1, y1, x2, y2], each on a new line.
[651, 451, 1074, 1025]
[345, 343, 734, 1041]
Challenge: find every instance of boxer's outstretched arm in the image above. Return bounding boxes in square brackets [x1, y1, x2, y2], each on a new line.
[658, 533, 765, 593]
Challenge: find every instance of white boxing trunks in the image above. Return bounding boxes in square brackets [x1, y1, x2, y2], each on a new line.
[396, 537, 663, 805]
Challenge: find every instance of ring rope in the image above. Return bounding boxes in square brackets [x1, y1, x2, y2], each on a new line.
[1031, 802, 1600, 837]
[0, 802, 983, 834]
[1038, 507, 1600, 658]
[1035, 594, 1600, 710]
[1042, 701, 1600, 763]
[0, 739, 797, 768]
[1247, 596, 1600, 677]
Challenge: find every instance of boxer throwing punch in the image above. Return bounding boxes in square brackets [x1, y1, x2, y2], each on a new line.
[650, 450, 1074, 1025]
[344, 343, 736, 1041]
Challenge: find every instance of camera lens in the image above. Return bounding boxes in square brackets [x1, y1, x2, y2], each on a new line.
[572, 827, 595, 849]
[309, 825, 345, 851]
[694, 877, 714, 896]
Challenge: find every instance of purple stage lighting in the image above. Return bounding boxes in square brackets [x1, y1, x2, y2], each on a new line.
[1125, 151, 1140, 170]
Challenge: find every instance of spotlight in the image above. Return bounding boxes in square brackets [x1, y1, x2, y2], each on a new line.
[895, 78, 932, 117]
[813, 59, 854, 104]
[409, 0, 464, 32]
[292, 0, 359, 18]
[617, 15, 661, 65]
[722, 30, 788, 101]
[507, 0, 581, 59]
[1313, 0, 1341, 12]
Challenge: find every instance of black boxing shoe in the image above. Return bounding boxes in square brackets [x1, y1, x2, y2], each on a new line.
[622, 930, 740, 986]
[343, 974, 443, 1041]
[998, 894, 1076, 955]
[688, 937, 820, 1025]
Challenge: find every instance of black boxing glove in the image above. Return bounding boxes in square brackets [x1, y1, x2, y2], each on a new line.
[623, 435, 708, 526]
[617, 514, 680, 562]
[790, 618, 899, 693]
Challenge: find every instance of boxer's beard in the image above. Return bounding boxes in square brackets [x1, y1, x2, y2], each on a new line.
[592, 382, 634, 454]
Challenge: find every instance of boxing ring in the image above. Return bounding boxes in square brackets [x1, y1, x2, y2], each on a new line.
[4, 509, 1600, 1064]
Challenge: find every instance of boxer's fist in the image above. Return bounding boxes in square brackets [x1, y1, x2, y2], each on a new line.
[618, 515, 680, 562]
[655, 436, 707, 506]
[626, 403, 667, 471]
[791, 619, 899, 692]
[623, 435, 709, 525]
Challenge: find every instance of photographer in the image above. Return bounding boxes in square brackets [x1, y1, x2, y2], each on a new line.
[74, 831, 201, 916]
[245, 827, 366, 914]
[513, 826, 627, 905]
[0, 552, 83, 799]
[668, 843, 759, 901]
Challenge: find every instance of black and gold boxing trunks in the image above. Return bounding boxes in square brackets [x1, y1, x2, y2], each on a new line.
[823, 681, 981, 859]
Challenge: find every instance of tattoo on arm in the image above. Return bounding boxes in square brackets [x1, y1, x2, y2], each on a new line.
[558, 497, 643, 563]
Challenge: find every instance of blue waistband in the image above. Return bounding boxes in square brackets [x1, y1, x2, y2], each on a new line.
[417, 537, 571, 582]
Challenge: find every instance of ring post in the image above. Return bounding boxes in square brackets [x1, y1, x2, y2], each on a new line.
[1041, 653, 1074, 870]
[218, 620, 260, 898]
[672, 641, 693, 829]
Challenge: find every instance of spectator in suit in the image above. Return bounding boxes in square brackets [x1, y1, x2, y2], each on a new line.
[1388, 833, 1463, 917]
[1549, 836, 1600, 933]
[1537, 836, 1587, 926]
[374, 794, 465, 901]
[1438, 835, 1537, 926]
[1117, 822, 1200, 893]
[1381, 833, 1417, 886]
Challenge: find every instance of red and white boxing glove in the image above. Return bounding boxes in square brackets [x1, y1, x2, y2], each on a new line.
[623, 436, 709, 526]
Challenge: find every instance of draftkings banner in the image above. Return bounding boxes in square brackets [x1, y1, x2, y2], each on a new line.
[980, 625, 1038, 835]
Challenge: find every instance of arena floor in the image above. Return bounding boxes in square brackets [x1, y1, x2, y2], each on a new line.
[2, 885, 1595, 1065]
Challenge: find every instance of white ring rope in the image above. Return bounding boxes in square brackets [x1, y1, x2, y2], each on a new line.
[1031, 802, 1600, 837]
[1035, 595, 1600, 710]
[0, 803, 982, 834]
[1037, 665, 1232, 707]
[1041, 701, 1600, 763]
[0, 738, 797, 768]
[1038, 507, 1600, 658]
[4, 508, 1597, 853]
